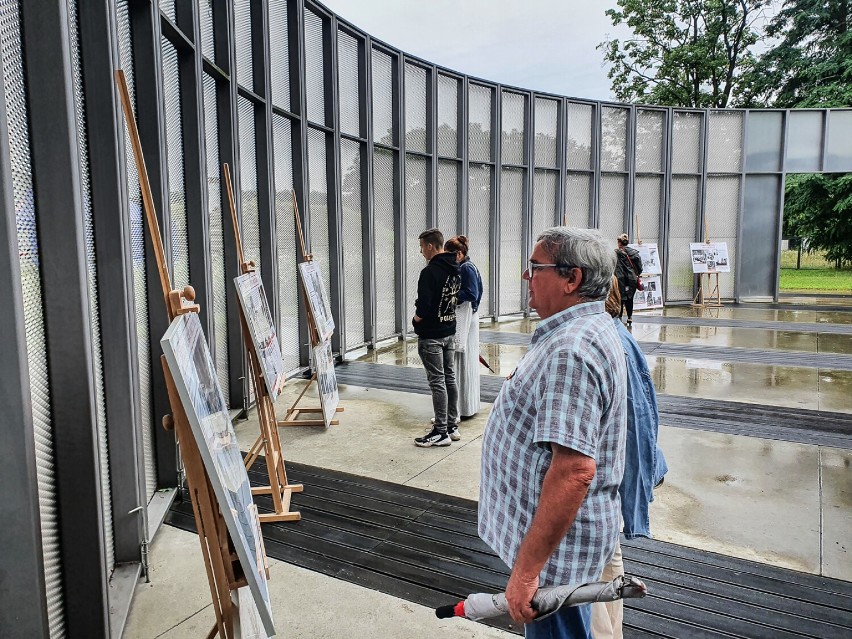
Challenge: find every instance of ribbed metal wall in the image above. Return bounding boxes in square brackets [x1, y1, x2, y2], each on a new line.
[1, 0, 65, 633]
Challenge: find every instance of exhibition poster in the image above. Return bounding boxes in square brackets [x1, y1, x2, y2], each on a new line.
[235, 272, 287, 400]
[690, 242, 730, 274]
[298, 261, 335, 342]
[313, 338, 339, 428]
[628, 242, 662, 275]
[632, 276, 664, 310]
[161, 313, 275, 636]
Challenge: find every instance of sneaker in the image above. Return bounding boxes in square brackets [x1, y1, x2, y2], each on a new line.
[448, 425, 461, 441]
[415, 427, 451, 447]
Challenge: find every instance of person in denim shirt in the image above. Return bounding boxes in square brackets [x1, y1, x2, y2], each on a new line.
[592, 278, 668, 639]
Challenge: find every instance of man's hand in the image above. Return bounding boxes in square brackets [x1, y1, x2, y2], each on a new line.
[505, 568, 539, 624]
[412, 314, 422, 323]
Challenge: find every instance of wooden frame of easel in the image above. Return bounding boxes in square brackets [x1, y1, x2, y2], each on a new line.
[116, 70, 260, 638]
[223, 163, 302, 523]
[277, 191, 344, 427]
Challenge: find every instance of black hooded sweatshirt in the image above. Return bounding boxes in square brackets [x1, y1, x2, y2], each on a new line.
[413, 252, 461, 339]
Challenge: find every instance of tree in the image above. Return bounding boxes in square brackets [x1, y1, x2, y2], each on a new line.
[783, 174, 852, 267]
[599, 0, 771, 108]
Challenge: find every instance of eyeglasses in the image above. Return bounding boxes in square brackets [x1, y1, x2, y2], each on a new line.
[523, 261, 575, 279]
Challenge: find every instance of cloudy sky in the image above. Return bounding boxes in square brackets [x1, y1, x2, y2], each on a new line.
[320, 0, 629, 101]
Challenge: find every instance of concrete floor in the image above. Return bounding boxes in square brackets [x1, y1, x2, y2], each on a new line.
[123, 302, 852, 638]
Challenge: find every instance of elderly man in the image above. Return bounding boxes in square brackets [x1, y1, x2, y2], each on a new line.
[479, 227, 627, 638]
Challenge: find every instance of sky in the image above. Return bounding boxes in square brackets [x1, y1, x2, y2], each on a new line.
[319, 0, 630, 101]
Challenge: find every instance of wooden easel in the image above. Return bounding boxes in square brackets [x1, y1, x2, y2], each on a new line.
[223, 163, 302, 523]
[278, 191, 344, 427]
[117, 69, 262, 638]
[692, 215, 724, 309]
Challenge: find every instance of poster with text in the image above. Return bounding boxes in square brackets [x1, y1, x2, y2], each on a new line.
[235, 272, 286, 400]
[161, 313, 275, 636]
[690, 242, 730, 274]
[298, 261, 335, 342]
[313, 338, 339, 428]
[632, 276, 664, 310]
[628, 242, 662, 275]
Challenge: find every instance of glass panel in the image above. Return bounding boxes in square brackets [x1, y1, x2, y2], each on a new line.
[437, 159, 458, 237]
[501, 90, 525, 165]
[468, 83, 492, 162]
[707, 111, 743, 173]
[237, 98, 260, 267]
[534, 98, 558, 168]
[371, 48, 394, 146]
[437, 74, 459, 158]
[405, 154, 429, 321]
[499, 167, 525, 314]
[337, 30, 360, 137]
[340, 139, 365, 348]
[636, 109, 664, 173]
[566, 102, 593, 171]
[373, 149, 397, 339]
[304, 9, 325, 125]
[405, 63, 427, 153]
[565, 171, 592, 227]
[745, 111, 783, 172]
[532, 169, 557, 241]
[601, 107, 628, 172]
[786, 111, 823, 173]
[468, 164, 492, 315]
[825, 110, 852, 172]
[672, 111, 703, 174]
[741, 175, 781, 299]
[234, 0, 253, 90]
[269, 0, 290, 110]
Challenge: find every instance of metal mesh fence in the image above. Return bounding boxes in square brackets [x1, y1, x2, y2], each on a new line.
[634, 175, 662, 244]
[405, 63, 427, 153]
[199, 0, 215, 62]
[499, 167, 524, 314]
[468, 83, 492, 163]
[405, 154, 429, 322]
[468, 163, 492, 316]
[566, 102, 594, 171]
[705, 175, 740, 298]
[599, 173, 626, 242]
[234, 0, 253, 91]
[533, 169, 557, 241]
[667, 175, 700, 300]
[636, 109, 664, 173]
[340, 138, 365, 349]
[534, 98, 558, 168]
[371, 48, 394, 146]
[565, 171, 592, 227]
[373, 148, 396, 339]
[672, 111, 703, 174]
[305, 9, 325, 125]
[337, 30, 360, 137]
[437, 159, 458, 237]
[269, 0, 290, 111]
[501, 90, 525, 165]
[707, 111, 743, 173]
[307, 127, 330, 278]
[437, 74, 458, 158]
[238, 97, 260, 267]
[601, 107, 628, 172]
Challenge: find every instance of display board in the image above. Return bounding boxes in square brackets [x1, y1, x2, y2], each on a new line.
[632, 276, 664, 310]
[313, 338, 340, 428]
[161, 313, 275, 636]
[628, 242, 662, 275]
[690, 242, 730, 273]
[235, 272, 287, 400]
[298, 261, 335, 342]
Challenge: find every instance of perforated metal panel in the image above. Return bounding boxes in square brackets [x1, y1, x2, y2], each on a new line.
[599, 174, 626, 242]
[601, 107, 628, 172]
[69, 0, 113, 577]
[707, 111, 743, 173]
[565, 172, 592, 227]
[468, 164, 492, 315]
[373, 149, 396, 339]
[337, 30, 360, 137]
[634, 175, 662, 244]
[566, 102, 593, 170]
[667, 176, 700, 300]
[787, 111, 823, 172]
[340, 139, 365, 349]
[117, 0, 156, 502]
[499, 167, 524, 314]
[705, 175, 740, 298]
[468, 83, 492, 162]
[203, 75, 229, 396]
[437, 159, 458, 236]
[636, 109, 664, 173]
[199, 0, 215, 62]
[307, 127, 330, 275]
[826, 110, 852, 171]
[534, 98, 558, 168]
[269, 0, 290, 111]
[745, 111, 784, 172]
[234, 0, 253, 90]
[272, 115, 300, 372]
[162, 39, 189, 291]
[437, 74, 458, 158]
[159, 0, 175, 22]
[2, 0, 65, 631]
[533, 169, 557, 241]
[501, 91, 525, 165]
[405, 154, 429, 316]
[371, 48, 394, 146]
[672, 112, 703, 174]
[405, 63, 427, 153]
[238, 97, 260, 267]
[304, 9, 325, 125]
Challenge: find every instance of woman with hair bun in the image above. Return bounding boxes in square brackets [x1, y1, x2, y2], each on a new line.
[444, 235, 484, 429]
[615, 233, 643, 327]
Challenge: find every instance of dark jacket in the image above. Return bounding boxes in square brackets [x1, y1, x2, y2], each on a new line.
[414, 252, 461, 338]
[615, 246, 643, 295]
[458, 258, 483, 313]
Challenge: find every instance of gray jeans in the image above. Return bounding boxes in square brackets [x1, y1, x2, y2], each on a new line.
[418, 336, 458, 433]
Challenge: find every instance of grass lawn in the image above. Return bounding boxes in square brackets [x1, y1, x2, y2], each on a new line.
[779, 267, 852, 293]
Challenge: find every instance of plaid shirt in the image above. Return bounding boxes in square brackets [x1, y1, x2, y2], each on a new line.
[478, 301, 627, 586]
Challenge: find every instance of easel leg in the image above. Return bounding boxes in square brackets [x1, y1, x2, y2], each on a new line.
[278, 374, 343, 427]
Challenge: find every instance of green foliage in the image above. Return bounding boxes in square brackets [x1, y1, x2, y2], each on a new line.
[599, 0, 770, 107]
[783, 174, 852, 267]
[779, 266, 852, 292]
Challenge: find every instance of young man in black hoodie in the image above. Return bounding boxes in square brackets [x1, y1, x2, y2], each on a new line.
[413, 228, 461, 447]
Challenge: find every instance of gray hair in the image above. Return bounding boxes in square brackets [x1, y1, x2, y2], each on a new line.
[535, 227, 616, 301]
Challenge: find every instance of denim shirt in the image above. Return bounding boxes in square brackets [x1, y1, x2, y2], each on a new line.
[615, 319, 668, 539]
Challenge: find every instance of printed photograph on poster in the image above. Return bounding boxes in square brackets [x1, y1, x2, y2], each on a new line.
[235, 272, 287, 400]
[632, 276, 663, 310]
[313, 338, 339, 428]
[298, 261, 335, 342]
[628, 243, 662, 275]
[160, 313, 275, 636]
[689, 242, 730, 273]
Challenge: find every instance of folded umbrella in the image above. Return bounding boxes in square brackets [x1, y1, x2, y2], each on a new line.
[435, 574, 647, 622]
[478, 354, 496, 373]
